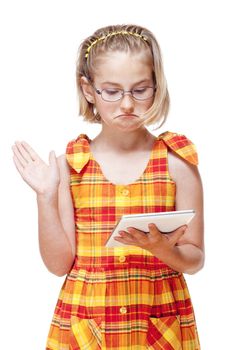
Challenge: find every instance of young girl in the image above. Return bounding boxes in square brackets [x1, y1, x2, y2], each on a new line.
[12, 24, 204, 349]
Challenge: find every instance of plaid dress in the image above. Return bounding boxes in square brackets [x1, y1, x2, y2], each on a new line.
[46, 131, 200, 350]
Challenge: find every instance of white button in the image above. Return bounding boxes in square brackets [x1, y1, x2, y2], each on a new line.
[120, 306, 127, 314]
[119, 255, 126, 263]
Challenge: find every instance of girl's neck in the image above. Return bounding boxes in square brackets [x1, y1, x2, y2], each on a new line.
[91, 127, 155, 153]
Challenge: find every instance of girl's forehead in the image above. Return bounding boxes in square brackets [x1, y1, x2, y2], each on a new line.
[95, 50, 152, 66]
[93, 50, 153, 82]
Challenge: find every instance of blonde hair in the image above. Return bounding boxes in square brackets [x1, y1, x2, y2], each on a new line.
[76, 24, 170, 127]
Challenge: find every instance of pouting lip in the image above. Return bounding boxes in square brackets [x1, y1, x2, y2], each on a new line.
[114, 114, 139, 119]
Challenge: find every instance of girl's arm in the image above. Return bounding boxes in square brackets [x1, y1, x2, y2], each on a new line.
[114, 151, 204, 274]
[163, 150, 204, 274]
[12, 142, 75, 276]
[37, 155, 76, 276]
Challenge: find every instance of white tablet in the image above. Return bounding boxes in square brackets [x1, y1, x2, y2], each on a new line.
[105, 209, 195, 248]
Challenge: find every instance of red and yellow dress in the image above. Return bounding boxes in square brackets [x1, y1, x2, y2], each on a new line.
[46, 131, 200, 350]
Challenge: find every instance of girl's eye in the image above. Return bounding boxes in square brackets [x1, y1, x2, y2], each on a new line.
[133, 87, 147, 94]
[104, 89, 121, 95]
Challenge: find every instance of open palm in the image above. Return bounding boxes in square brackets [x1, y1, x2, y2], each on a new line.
[12, 141, 60, 196]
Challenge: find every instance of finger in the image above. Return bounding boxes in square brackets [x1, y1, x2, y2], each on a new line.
[127, 227, 148, 240]
[21, 141, 40, 161]
[169, 225, 187, 246]
[114, 235, 134, 245]
[148, 223, 162, 237]
[117, 230, 134, 241]
[12, 144, 28, 167]
[49, 150, 57, 167]
[127, 227, 149, 234]
[13, 141, 34, 164]
[12, 155, 25, 177]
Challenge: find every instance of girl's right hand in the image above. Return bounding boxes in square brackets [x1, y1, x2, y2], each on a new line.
[12, 141, 60, 197]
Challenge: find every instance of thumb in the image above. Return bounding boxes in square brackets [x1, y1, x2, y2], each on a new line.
[169, 225, 187, 246]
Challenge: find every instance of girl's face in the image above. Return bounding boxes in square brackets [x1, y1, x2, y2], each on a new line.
[82, 51, 155, 132]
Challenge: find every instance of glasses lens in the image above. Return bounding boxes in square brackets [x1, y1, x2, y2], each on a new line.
[132, 87, 155, 100]
[102, 89, 122, 102]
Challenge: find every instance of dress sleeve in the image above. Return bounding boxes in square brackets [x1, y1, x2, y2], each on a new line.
[158, 131, 198, 166]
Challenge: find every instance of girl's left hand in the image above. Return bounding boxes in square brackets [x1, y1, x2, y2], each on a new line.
[114, 223, 187, 255]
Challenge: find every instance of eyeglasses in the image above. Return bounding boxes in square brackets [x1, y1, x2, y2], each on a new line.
[92, 85, 156, 102]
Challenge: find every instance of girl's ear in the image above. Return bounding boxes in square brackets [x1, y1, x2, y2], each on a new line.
[80, 76, 95, 104]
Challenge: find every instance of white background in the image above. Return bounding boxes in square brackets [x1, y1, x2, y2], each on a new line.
[0, 0, 232, 349]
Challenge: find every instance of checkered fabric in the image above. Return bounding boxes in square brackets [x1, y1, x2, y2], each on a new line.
[46, 131, 200, 349]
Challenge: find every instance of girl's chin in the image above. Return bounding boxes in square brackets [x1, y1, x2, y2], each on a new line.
[115, 123, 145, 132]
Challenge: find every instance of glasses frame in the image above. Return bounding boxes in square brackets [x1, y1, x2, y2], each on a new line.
[92, 84, 156, 102]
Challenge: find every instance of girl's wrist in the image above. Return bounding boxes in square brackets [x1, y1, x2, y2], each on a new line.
[149, 244, 173, 260]
[36, 190, 58, 203]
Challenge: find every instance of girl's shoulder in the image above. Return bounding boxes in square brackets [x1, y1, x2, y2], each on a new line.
[157, 131, 198, 166]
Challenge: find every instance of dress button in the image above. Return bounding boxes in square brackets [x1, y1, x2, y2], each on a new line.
[119, 255, 126, 263]
[120, 306, 127, 314]
[122, 189, 130, 196]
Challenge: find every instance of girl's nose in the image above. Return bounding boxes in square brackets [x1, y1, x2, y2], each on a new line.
[120, 93, 135, 112]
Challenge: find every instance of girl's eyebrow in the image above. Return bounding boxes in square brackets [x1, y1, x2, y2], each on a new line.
[100, 79, 152, 87]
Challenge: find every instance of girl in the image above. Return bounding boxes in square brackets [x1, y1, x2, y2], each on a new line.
[12, 24, 204, 349]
